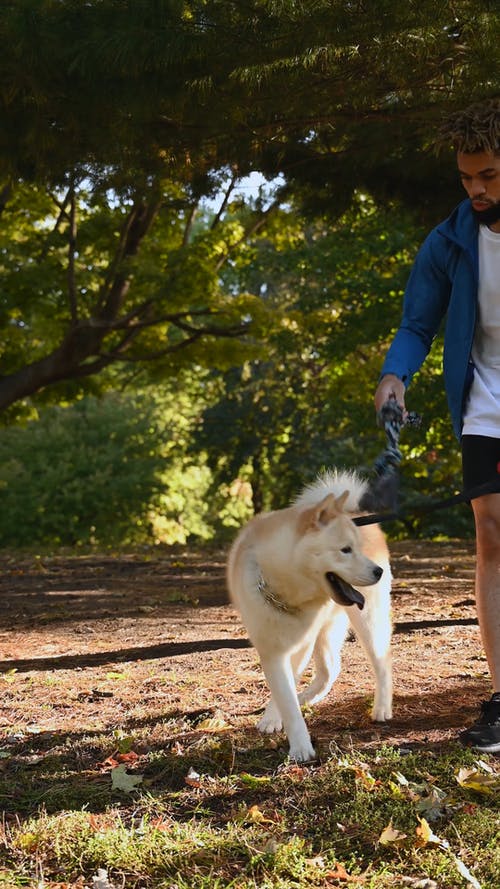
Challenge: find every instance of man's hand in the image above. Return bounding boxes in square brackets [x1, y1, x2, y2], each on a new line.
[374, 374, 406, 417]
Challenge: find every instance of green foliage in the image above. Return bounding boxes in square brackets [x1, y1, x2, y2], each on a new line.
[0, 187, 474, 545]
[0, 178, 256, 416]
[194, 194, 470, 539]
[0, 393, 163, 547]
[0, 376, 256, 548]
[0, 395, 164, 547]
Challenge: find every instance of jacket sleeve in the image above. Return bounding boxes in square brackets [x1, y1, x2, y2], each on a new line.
[380, 229, 452, 386]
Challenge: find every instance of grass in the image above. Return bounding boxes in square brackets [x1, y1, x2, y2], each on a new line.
[1, 721, 499, 889]
[0, 541, 497, 886]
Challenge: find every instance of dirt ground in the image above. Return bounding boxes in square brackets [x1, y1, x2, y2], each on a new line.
[0, 540, 494, 756]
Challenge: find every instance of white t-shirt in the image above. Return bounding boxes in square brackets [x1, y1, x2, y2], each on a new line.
[462, 225, 500, 437]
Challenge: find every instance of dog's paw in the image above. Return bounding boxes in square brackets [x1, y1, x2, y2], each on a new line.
[371, 702, 393, 722]
[288, 739, 317, 762]
[257, 713, 283, 734]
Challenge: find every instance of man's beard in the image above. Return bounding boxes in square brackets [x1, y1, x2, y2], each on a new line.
[471, 200, 500, 226]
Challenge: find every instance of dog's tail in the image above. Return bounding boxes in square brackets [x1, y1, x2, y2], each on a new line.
[293, 470, 369, 513]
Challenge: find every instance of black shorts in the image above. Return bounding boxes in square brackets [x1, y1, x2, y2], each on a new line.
[461, 435, 500, 491]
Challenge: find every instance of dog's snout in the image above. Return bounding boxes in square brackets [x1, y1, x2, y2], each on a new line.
[373, 565, 383, 582]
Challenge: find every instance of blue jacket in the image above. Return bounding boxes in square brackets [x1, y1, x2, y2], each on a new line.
[381, 198, 479, 439]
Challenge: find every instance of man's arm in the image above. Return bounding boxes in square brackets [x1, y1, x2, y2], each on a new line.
[374, 226, 452, 418]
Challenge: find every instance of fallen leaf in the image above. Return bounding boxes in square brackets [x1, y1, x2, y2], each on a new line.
[414, 785, 449, 820]
[284, 764, 309, 779]
[150, 817, 172, 832]
[325, 862, 351, 881]
[239, 772, 272, 788]
[392, 770, 410, 786]
[452, 854, 482, 889]
[99, 756, 120, 770]
[415, 817, 449, 850]
[115, 750, 139, 764]
[88, 814, 116, 832]
[306, 854, 327, 868]
[379, 820, 408, 846]
[89, 868, 115, 889]
[456, 767, 499, 795]
[98, 749, 139, 770]
[110, 764, 143, 793]
[345, 763, 379, 790]
[185, 766, 202, 788]
[401, 878, 438, 889]
[1, 669, 17, 684]
[244, 804, 276, 825]
[197, 715, 229, 731]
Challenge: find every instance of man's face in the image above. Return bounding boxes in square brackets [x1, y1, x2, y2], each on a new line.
[457, 150, 500, 230]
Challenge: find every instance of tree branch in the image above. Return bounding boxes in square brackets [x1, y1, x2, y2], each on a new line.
[0, 182, 12, 217]
[182, 202, 198, 246]
[215, 196, 282, 271]
[67, 183, 78, 324]
[39, 188, 73, 262]
[96, 193, 162, 321]
[210, 171, 238, 229]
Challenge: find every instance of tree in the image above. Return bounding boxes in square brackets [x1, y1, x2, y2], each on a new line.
[0, 177, 277, 418]
[194, 195, 474, 539]
[0, 1, 498, 415]
[0, 2, 497, 189]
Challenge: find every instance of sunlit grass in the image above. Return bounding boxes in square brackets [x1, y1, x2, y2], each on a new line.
[1, 730, 499, 888]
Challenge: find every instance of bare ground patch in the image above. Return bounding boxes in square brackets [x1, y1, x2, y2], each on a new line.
[0, 539, 490, 762]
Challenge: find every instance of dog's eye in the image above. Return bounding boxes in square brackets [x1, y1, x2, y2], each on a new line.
[340, 546, 352, 554]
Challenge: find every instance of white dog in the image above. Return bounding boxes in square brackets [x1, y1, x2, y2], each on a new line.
[227, 470, 392, 761]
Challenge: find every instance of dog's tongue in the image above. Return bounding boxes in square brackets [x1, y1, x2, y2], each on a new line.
[326, 573, 365, 609]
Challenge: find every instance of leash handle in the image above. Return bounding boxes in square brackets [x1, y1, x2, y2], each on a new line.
[374, 397, 403, 476]
[358, 397, 421, 513]
[374, 397, 421, 476]
[377, 396, 421, 440]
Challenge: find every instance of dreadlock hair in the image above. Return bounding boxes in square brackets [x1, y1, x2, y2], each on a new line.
[436, 97, 500, 156]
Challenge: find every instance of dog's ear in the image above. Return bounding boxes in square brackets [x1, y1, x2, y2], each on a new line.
[335, 490, 349, 511]
[316, 493, 339, 527]
[299, 492, 343, 531]
[319, 490, 349, 523]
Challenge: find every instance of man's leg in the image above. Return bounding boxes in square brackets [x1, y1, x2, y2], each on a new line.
[460, 435, 500, 751]
[471, 493, 500, 690]
[459, 493, 500, 751]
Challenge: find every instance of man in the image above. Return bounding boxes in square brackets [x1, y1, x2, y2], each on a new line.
[374, 98, 500, 752]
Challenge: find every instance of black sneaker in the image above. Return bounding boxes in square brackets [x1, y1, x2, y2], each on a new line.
[459, 694, 500, 753]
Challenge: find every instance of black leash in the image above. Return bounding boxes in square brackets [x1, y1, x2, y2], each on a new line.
[355, 397, 500, 528]
[354, 477, 500, 527]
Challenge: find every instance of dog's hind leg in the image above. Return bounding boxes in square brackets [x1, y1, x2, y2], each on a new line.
[258, 654, 316, 761]
[298, 611, 349, 707]
[347, 587, 392, 721]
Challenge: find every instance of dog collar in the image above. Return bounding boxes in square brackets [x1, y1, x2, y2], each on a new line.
[256, 570, 300, 616]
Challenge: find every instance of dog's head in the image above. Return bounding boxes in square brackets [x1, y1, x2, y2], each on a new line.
[295, 491, 383, 609]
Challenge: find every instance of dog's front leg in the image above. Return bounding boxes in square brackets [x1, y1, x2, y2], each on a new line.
[259, 654, 316, 762]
